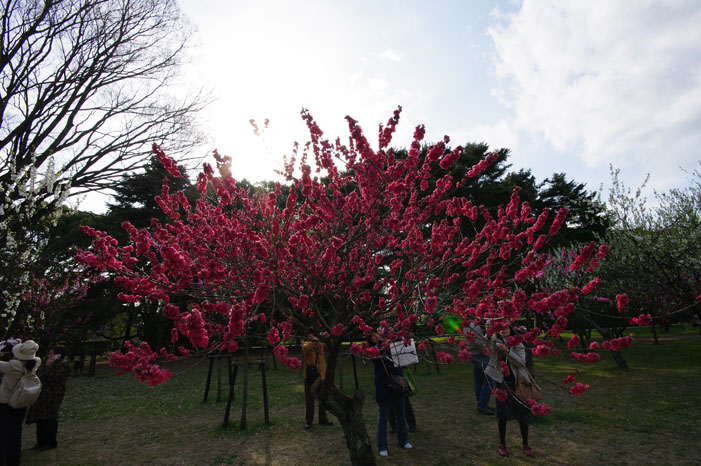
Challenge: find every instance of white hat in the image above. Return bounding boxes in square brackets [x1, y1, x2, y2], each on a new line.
[13, 340, 39, 361]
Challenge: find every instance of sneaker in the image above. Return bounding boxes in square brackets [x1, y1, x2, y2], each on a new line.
[379, 450, 388, 457]
[319, 420, 334, 426]
[402, 443, 413, 449]
[523, 445, 534, 457]
[304, 424, 311, 430]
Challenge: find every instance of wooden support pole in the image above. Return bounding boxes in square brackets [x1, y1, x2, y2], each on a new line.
[216, 357, 222, 402]
[351, 354, 359, 390]
[223, 362, 237, 428]
[260, 362, 270, 425]
[203, 356, 215, 402]
[88, 350, 97, 377]
[430, 340, 440, 374]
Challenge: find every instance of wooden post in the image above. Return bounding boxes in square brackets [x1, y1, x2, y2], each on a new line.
[260, 362, 270, 425]
[430, 341, 440, 374]
[223, 362, 237, 428]
[240, 342, 250, 430]
[270, 346, 277, 369]
[203, 356, 214, 402]
[227, 356, 232, 390]
[216, 357, 222, 402]
[351, 354, 359, 390]
[88, 349, 97, 377]
[230, 362, 238, 400]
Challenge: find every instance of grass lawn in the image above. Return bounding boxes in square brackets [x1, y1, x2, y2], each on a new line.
[19, 328, 701, 465]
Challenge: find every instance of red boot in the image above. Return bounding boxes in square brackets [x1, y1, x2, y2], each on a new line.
[523, 445, 534, 457]
[498, 444, 509, 457]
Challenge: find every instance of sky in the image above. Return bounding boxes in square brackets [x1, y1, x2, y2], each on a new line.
[85, 0, 700, 212]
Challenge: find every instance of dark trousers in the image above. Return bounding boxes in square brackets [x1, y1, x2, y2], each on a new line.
[377, 396, 408, 451]
[304, 380, 329, 424]
[472, 353, 493, 408]
[36, 419, 59, 448]
[389, 396, 416, 432]
[0, 403, 27, 466]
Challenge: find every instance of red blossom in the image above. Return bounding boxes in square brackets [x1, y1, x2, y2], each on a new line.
[424, 296, 437, 314]
[530, 402, 552, 416]
[601, 336, 634, 352]
[458, 349, 471, 362]
[493, 388, 508, 402]
[284, 357, 302, 370]
[630, 314, 652, 326]
[499, 361, 511, 377]
[331, 323, 345, 337]
[436, 351, 454, 364]
[581, 277, 601, 295]
[616, 293, 629, 312]
[569, 382, 591, 396]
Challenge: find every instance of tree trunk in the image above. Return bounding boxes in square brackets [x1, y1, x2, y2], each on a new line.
[651, 323, 659, 344]
[317, 338, 377, 466]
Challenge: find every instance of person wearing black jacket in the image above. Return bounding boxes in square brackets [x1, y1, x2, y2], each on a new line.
[369, 331, 412, 458]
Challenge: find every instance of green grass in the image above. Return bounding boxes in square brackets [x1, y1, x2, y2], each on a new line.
[19, 331, 701, 466]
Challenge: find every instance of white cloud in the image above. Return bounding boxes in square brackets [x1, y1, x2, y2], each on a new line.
[375, 47, 404, 62]
[450, 119, 520, 152]
[488, 0, 701, 175]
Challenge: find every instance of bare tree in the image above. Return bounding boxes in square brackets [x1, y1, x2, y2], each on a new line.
[0, 0, 204, 225]
[0, 0, 204, 328]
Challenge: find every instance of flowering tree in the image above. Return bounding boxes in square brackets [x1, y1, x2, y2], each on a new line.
[79, 108, 615, 465]
[599, 167, 701, 338]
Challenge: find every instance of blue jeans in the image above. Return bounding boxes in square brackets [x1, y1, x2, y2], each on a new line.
[472, 353, 493, 408]
[377, 396, 408, 451]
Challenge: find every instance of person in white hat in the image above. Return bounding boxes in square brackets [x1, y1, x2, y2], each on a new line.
[0, 340, 41, 466]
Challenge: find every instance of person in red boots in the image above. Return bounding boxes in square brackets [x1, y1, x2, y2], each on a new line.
[484, 325, 535, 458]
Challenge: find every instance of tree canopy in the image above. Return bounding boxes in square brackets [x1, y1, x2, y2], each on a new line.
[78, 109, 625, 465]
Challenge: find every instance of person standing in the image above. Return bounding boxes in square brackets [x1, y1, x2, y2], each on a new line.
[464, 321, 494, 415]
[484, 326, 534, 458]
[369, 331, 412, 458]
[302, 332, 333, 429]
[0, 340, 41, 466]
[27, 345, 70, 451]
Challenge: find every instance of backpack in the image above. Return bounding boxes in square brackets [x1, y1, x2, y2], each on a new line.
[8, 367, 42, 409]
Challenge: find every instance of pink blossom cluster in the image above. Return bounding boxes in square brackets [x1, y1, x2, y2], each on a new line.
[529, 400, 552, 416]
[630, 314, 652, 326]
[493, 388, 508, 402]
[616, 293, 629, 312]
[109, 341, 172, 386]
[569, 382, 591, 396]
[602, 336, 634, 351]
